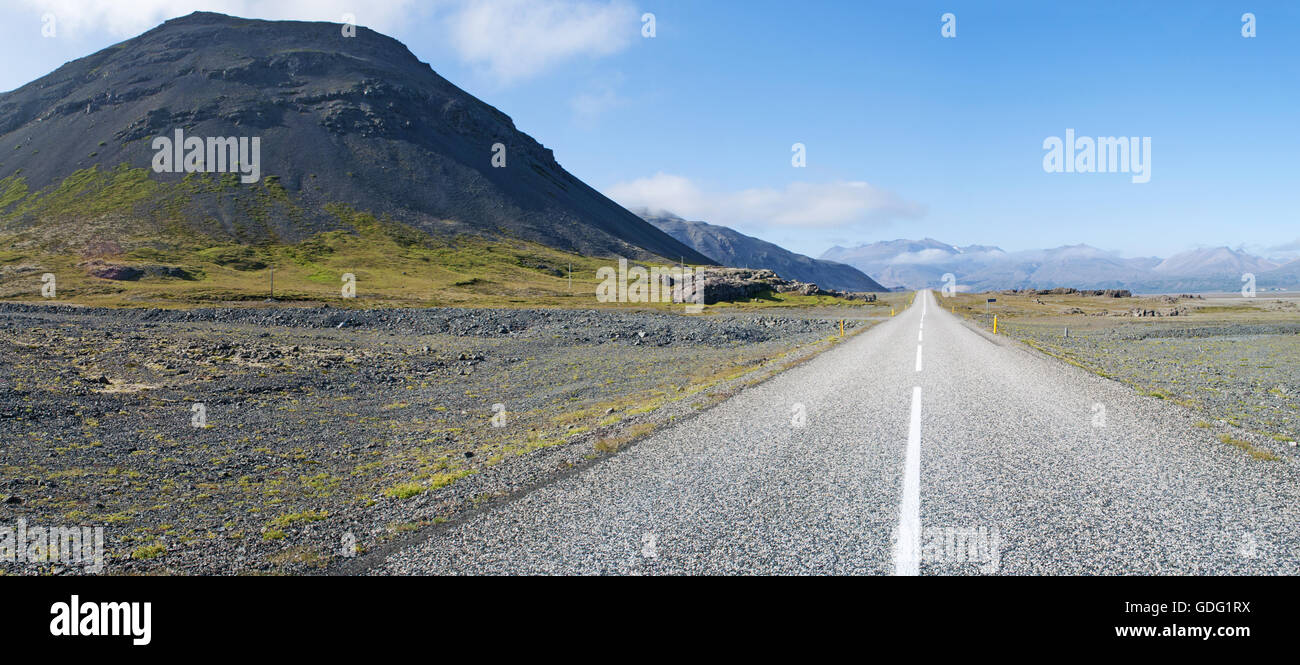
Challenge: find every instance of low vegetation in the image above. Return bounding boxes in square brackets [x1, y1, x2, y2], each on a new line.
[0, 165, 884, 312]
[948, 290, 1299, 459]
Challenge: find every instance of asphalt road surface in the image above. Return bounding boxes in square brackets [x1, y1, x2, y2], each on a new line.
[379, 290, 1300, 575]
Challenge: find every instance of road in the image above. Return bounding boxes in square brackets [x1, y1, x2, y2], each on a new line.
[379, 290, 1300, 575]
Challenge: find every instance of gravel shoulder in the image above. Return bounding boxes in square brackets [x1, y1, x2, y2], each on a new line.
[949, 293, 1300, 452]
[930, 299, 1300, 574]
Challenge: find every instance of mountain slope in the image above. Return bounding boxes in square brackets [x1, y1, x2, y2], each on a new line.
[1152, 247, 1277, 276]
[960, 244, 1154, 290]
[821, 238, 1006, 290]
[0, 12, 710, 264]
[644, 214, 886, 292]
[1260, 259, 1300, 289]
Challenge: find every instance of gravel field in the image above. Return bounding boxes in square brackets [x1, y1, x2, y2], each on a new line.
[999, 320, 1300, 445]
[0, 302, 868, 574]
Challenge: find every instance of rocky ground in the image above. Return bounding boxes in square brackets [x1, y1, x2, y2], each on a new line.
[959, 294, 1300, 449]
[1001, 321, 1300, 446]
[700, 267, 878, 303]
[0, 302, 874, 575]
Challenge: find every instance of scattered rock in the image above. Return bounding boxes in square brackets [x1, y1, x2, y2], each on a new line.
[699, 268, 878, 304]
[1001, 288, 1131, 298]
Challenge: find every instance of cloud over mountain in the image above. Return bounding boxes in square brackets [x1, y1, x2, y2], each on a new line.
[823, 239, 1300, 293]
[605, 173, 926, 231]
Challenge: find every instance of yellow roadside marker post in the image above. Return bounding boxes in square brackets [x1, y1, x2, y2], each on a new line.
[993, 315, 998, 334]
[891, 308, 895, 317]
[839, 319, 844, 337]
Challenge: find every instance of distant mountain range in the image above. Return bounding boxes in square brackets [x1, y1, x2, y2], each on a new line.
[0, 12, 711, 265]
[1151, 246, 1278, 277]
[641, 213, 886, 292]
[823, 239, 1300, 293]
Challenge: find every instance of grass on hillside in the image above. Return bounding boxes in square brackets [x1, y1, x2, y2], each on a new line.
[0, 226, 622, 309]
[0, 164, 883, 311]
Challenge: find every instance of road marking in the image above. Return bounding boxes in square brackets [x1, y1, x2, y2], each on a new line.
[915, 344, 923, 372]
[894, 386, 923, 576]
[918, 329, 923, 342]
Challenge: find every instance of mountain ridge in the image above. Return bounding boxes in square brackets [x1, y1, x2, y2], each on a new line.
[823, 238, 1300, 292]
[1151, 246, 1278, 276]
[641, 213, 886, 292]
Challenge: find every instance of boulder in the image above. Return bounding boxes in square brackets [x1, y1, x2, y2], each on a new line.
[79, 260, 196, 281]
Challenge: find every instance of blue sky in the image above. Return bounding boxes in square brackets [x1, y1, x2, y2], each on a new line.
[3, 0, 1298, 260]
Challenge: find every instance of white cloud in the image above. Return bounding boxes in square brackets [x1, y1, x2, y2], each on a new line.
[605, 172, 925, 230]
[888, 249, 955, 265]
[887, 247, 1007, 265]
[18, 0, 423, 37]
[446, 0, 637, 84]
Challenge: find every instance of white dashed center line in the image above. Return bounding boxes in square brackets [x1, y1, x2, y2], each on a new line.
[917, 292, 926, 370]
[895, 294, 928, 575]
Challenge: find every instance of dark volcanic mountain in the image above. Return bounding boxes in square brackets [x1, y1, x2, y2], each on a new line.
[0, 12, 710, 263]
[643, 214, 886, 292]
